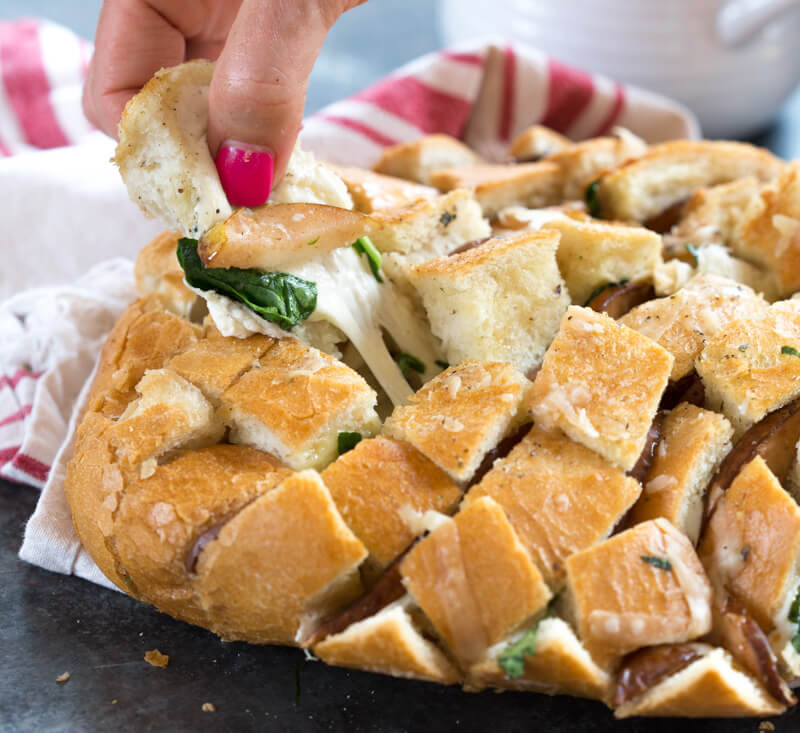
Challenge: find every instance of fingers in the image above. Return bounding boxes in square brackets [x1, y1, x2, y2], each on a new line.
[208, 0, 357, 204]
[83, 0, 240, 139]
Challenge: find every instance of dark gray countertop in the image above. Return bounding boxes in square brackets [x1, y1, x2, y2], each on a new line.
[3, 3, 800, 731]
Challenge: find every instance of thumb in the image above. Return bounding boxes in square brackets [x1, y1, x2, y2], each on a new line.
[208, 0, 348, 207]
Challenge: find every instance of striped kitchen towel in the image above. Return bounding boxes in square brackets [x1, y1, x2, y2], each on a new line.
[1, 18, 697, 585]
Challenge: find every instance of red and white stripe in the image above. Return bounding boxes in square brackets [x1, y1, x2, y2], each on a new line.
[0, 367, 47, 487]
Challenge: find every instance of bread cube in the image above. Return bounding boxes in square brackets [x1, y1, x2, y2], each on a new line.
[466, 425, 641, 586]
[547, 217, 662, 304]
[89, 297, 201, 418]
[400, 496, 552, 665]
[614, 647, 785, 718]
[166, 331, 274, 403]
[627, 403, 733, 544]
[696, 303, 800, 433]
[594, 141, 782, 222]
[670, 177, 760, 248]
[735, 162, 800, 296]
[409, 231, 569, 374]
[529, 306, 673, 470]
[566, 518, 712, 665]
[320, 437, 462, 568]
[195, 470, 367, 644]
[468, 617, 610, 699]
[327, 164, 438, 213]
[382, 361, 531, 484]
[621, 273, 768, 381]
[373, 134, 483, 185]
[507, 124, 571, 162]
[431, 162, 563, 218]
[134, 231, 202, 319]
[698, 456, 800, 634]
[219, 338, 380, 471]
[114, 444, 288, 624]
[107, 368, 225, 471]
[313, 599, 460, 684]
[547, 131, 648, 200]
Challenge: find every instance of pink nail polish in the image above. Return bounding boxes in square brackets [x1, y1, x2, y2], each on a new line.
[215, 143, 274, 207]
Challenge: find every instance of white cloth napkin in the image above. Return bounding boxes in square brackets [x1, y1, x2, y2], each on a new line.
[3, 25, 698, 588]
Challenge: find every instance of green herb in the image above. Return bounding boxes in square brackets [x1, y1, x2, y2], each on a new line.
[686, 243, 700, 263]
[738, 344, 749, 352]
[790, 587, 800, 653]
[439, 210, 455, 226]
[337, 431, 363, 455]
[583, 278, 630, 307]
[351, 235, 383, 282]
[177, 238, 317, 329]
[781, 345, 800, 358]
[435, 360, 450, 370]
[395, 352, 425, 377]
[641, 555, 672, 571]
[498, 625, 539, 679]
[585, 180, 601, 218]
[306, 237, 319, 247]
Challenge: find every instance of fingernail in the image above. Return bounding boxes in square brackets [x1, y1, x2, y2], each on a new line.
[215, 142, 274, 207]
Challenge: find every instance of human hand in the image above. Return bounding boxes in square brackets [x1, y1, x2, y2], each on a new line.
[83, 0, 365, 205]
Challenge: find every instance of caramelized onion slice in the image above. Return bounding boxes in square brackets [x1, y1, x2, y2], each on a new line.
[660, 372, 705, 411]
[643, 198, 689, 234]
[627, 413, 664, 484]
[715, 597, 796, 707]
[704, 398, 800, 523]
[613, 643, 705, 707]
[585, 278, 655, 319]
[305, 543, 416, 646]
[469, 423, 532, 488]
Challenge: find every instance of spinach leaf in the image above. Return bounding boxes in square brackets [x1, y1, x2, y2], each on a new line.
[337, 431, 363, 455]
[395, 352, 425, 377]
[498, 626, 538, 679]
[351, 235, 383, 283]
[177, 238, 317, 329]
[585, 180, 602, 218]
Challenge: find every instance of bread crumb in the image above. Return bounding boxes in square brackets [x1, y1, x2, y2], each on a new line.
[201, 702, 216, 712]
[56, 672, 70, 683]
[759, 723, 775, 732]
[144, 649, 169, 668]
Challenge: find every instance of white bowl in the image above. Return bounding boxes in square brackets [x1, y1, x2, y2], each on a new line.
[439, 0, 800, 138]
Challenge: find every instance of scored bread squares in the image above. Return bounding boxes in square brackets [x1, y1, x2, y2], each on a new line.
[696, 301, 800, 434]
[546, 217, 662, 305]
[734, 162, 800, 297]
[326, 164, 438, 213]
[614, 646, 785, 718]
[565, 518, 713, 668]
[468, 617, 611, 700]
[134, 231, 203, 319]
[621, 273, 769, 382]
[106, 368, 224, 474]
[314, 598, 461, 684]
[546, 129, 648, 201]
[593, 140, 783, 222]
[114, 60, 232, 237]
[382, 361, 531, 485]
[699, 457, 800, 660]
[369, 188, 490, 261]
[219, 337, 380, 471]
[112, 445, 289, 626]
[373, 134, 483, 185]
[669, 176, 761, 249]
[409, 231, 569, 375]
[87, 297, 202, 419]
[195, 470, 367, 643]
[627, 403, 733, 544]
[166, 328, 274, 404]
[430, 161, 563, 218]
[529, 306, 673, 471]
[399, 496, 552, 666]
[465, 425, 641, 588]
[320, 437, 462, 571]
[507, 124, 571, 162]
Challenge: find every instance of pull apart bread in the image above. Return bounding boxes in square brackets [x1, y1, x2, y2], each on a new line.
[67, 60, 800, 719]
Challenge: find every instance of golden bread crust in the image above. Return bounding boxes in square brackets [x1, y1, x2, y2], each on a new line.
[373, 134, 483, 185]
[327, 164, 438, 213]
[134, 231, 200, 318]
[507, 125, 571, 162]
